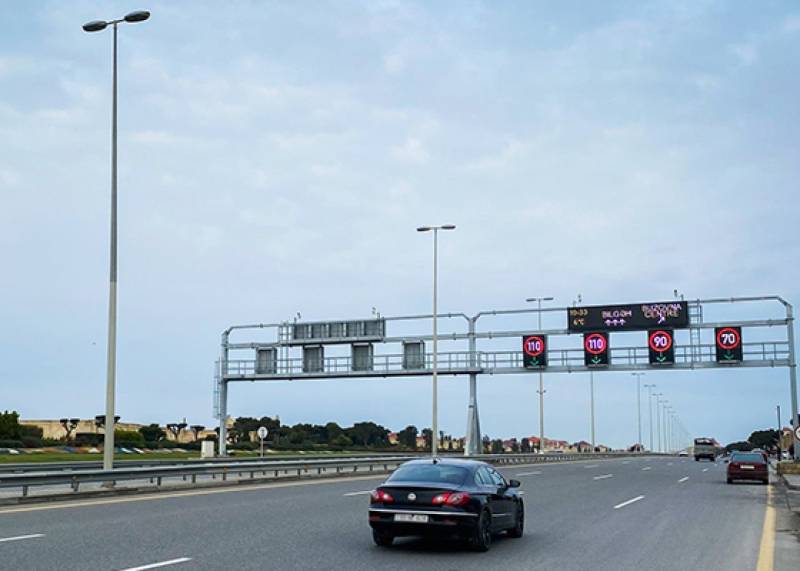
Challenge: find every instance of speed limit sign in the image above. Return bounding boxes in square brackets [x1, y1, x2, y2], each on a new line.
[648, 329, 674, 365]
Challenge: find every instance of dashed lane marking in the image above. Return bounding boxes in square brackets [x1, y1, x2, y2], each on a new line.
[593, 474, 614, 481]
[0, 534, 44, 543]
[614, 495, 645, 510]
[678, 477, 689, 483]
[118, 558, 191, 571]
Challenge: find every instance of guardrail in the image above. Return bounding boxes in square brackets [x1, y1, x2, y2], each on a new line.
[0, 452, 657, 500]
[0, 452, 430, 475]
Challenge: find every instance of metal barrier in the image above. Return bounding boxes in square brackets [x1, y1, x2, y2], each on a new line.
[0, 452, 656, 499]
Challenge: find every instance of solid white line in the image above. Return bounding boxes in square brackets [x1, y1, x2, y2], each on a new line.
[642, 467, 652, 471]
[678, 476, 689, 483]
[622, 461, 630, 464]
[667, 462, 673, 466]
[702, 468, 709, 473]
[0, 534, 44, 543]
[117, 557, 191, 571]
[614, 495, 645, 510]
[593, 474, 614, 480]
[517, 471, 542, 476]
[343, 491, 372, 497]
[584, 464, 599, 469]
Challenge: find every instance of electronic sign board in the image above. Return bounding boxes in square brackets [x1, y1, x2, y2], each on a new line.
[522, 335, 547, 369]
[568, 301, 689, 333]
[715, 326, 742, 364]
[648, 329, 675, 365]
[584, 332, 610, 367]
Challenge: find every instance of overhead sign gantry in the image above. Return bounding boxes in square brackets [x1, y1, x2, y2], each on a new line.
[214, 296, 798, 459]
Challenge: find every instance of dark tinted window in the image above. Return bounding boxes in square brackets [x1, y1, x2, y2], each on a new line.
[388, 464, 469, 485]
[475, 467, 493, 486]
[731, 453, 765, 463]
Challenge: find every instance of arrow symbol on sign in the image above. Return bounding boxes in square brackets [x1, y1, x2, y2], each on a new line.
[724, 351, 734, 360]
[591, 356, 601, 364]
[657, 354, 666, 363]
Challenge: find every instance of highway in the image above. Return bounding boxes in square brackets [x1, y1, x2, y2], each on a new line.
[0, 456, 797, 571]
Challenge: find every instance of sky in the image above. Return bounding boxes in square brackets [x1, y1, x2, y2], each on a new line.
[1, 0, 799, 449]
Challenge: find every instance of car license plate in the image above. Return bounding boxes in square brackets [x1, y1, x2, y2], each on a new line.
[741, 465, 754, 470]
[394, 513, 429, 523]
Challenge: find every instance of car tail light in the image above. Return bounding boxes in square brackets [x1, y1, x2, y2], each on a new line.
[431, 492, 471, 506]
[370, 489, 393, 504]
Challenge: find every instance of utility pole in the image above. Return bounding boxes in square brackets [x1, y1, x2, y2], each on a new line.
[631, 373, 645, 450]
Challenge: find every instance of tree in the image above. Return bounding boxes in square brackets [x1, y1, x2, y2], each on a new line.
[60, 418, 80, 442]
[520, 437, 531, 453]
[510, 439, 520, 453]
[166, 422, 188, 441]
[748, 429, 779, 450]
[346, 422, 390, 447]
[725, 440, 753, 453]
[0, 411, 22, 440]
[397, 426, 418, 449]
[139, 424, 166, 443]
[491, 439, 504, 454]
[421, 428, 433, 451]
[190, 425, 206, 441]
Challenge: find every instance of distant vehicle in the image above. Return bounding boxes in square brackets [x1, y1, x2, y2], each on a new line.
[678, 450, 689, 457]
[693, 437, 719, 461]
[726, 452, 768, 485]
[368, 458, 524, 552]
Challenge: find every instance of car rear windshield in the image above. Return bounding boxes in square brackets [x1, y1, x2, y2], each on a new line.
[387, 464, 469, 485]
[732, 453, 764, 463]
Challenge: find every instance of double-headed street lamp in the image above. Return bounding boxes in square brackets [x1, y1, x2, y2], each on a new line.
[417, 224, 456, 457]
[525, 296, 554, 452]
[83, 10, 151, 472]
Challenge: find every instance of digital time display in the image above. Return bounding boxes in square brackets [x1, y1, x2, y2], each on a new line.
[568, 301, 689, 332]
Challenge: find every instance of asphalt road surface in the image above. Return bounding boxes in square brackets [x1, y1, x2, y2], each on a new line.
[1, 456, 797, 571]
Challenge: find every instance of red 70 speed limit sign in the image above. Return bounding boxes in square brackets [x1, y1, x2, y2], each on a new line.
[715, 326, 742, 363]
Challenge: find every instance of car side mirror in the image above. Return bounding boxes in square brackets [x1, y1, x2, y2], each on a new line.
[508, 479, 521, 488]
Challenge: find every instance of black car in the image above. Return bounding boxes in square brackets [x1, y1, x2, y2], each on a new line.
[368, 458, 524, 551]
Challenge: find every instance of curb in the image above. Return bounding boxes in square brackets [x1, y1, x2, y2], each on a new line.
[780, 472, 800, 491]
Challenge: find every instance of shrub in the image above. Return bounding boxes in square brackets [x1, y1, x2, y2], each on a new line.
[20, 436, 43, 448]
[0, 439, 24, 448]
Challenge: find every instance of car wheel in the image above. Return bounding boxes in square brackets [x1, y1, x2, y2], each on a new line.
[508, 501, 524, 538]
[372, 530, 394, 547]
[471, 509, 492, 552]
[726, 477, 732, 484]
[762, 479, 769, 485]
[695, 458, 699, 461]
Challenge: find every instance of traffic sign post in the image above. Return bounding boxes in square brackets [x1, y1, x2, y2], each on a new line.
[584, 332, 609, 367]
[715, 326, 743, 364]
[648, 329, 675, 366]
[522, 335, 547, 369]
[257, 426, 269, 458]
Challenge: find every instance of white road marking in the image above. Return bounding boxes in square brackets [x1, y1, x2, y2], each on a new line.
[0, 534, 44, 543]
[593, 474, 614, 480]
[622, 461, 630, 464]
[678, 476, 689, 483]
[343, 490, 372, 497]
[517, 471, 542, 476]
[642, 467, 652, 471]
[118, 557, 192, 571]
[584, 464, 599, 469]
[667, 462, 673, 466]
[614, 495, 645, 510]
[702, 468, 709, 473]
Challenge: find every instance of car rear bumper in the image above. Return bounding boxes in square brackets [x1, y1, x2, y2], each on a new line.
[368, 508, 478, 537]
[728, 470, 767, 481]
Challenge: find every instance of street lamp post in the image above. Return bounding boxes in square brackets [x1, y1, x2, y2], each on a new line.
[417, 224, 455, 458]
[590, 371, 596, 450]
[83, 10, 150, 472]
[644, 384, 655, 451]
[525, 296, 553, 452]
[654, 393, 663, 452]
[631, 373, 645, 450]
